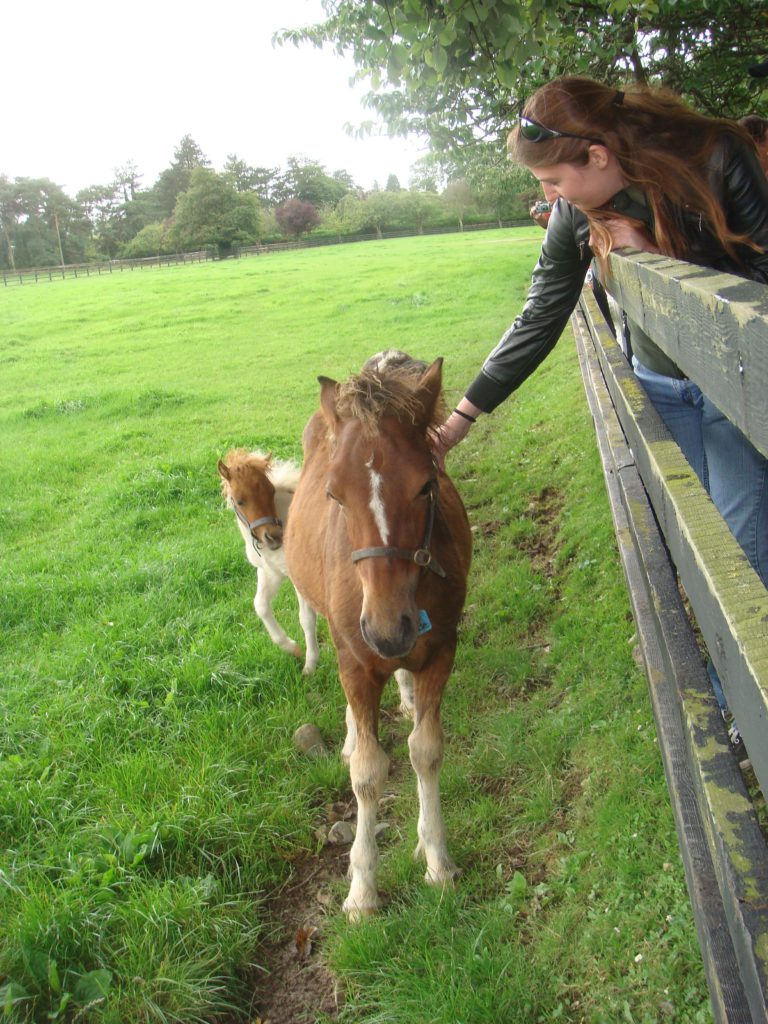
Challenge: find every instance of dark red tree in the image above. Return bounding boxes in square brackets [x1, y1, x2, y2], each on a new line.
[275, 198, 320, 239]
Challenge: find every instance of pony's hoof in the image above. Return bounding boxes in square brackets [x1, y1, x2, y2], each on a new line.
[425, 863, 461, 887]
[288, 641, 302, 659]
[301, 662, 318, 676]
[343, 897, 378, 922]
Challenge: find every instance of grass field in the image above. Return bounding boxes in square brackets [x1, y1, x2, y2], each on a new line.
[1, 231, 711, 1023]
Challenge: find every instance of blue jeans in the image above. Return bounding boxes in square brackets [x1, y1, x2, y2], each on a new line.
[633, 360, 768, 718]
[633, 359, 768, 588]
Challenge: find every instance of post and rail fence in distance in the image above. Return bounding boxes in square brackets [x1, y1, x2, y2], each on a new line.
[572, 251, 768, 1023]
[0, 220, 533, 287]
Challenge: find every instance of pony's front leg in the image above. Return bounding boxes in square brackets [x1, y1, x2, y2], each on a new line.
[254, 567, 301, 659]
[341, 702, 357, 763]
[296, 591, 320, 675]
[340, 672, 389, 919]
[409, 659, 459, 886]
[395, 668, 415, 718]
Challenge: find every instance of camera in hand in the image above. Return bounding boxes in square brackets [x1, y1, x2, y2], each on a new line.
[534, 201, 552, 214]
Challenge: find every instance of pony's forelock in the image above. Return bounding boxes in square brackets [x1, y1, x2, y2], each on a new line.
[335, 364, 446, 434]
[220, 449, 300, 496]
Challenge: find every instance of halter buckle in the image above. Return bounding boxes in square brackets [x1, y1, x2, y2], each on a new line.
[413, 548, 432, 567]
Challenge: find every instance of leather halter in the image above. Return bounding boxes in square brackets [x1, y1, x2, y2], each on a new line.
[232, 502, 282, 557]
[350, 483, 447, 578]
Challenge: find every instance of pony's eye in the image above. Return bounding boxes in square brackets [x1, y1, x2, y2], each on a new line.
[326, 490, 339, 503]
[418, 479, 435, 498]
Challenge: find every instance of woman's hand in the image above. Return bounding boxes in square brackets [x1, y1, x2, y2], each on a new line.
[600, 217, 660, 253]
[430, 409, 477, 471]
[530, 204, 551, 229]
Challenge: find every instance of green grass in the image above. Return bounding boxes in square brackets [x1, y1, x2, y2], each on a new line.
[0, 232, 710, 1022]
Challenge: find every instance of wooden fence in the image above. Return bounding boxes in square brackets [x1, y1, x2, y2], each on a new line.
[1, 220, 531, 287]
[0, 251, 212, 286]
[572, 253, 768, 1022]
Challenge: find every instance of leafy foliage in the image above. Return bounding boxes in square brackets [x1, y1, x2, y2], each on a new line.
[275, 197, 322, 238]
[280, 0, 768, 148]
[170, 168, 261, 255]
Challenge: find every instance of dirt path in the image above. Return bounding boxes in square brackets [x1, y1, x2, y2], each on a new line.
[249, 841, 348, 1023]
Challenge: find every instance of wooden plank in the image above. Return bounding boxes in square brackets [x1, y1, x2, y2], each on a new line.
[586, 306, 768, 804]
[573, 294, 768, 1022]
[606, 252, 768, 460]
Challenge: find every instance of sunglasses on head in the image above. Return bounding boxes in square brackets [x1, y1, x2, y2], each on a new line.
[519, 116, 601, 145]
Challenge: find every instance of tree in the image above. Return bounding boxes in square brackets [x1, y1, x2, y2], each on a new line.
[275, 198, 321, 239]
[170, 168, 261, 256]
[0, 175, 21, 270]
[358, 190, 403, 239]
[408, 157, 443, 194]
[283, 157, 354, 207]
[120, 222, 171, 259]
[77, 182, 127, 259]
[7, 178, 87, 268]
[146, 135, 210, 220]
[114, 162, 142, 203]
[398, 190, 443, 234]
[320, 194, 368, 240]
[173, 134, 210, 170]
[442, 180, 476, 231]
[435, 143, 539, 224]
[385, 174, 401, 192]
[281, 1, 768, 151]
[223, 155, 261, 193]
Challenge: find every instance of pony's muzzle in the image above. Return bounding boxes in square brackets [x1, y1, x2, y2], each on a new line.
[256, 525, 284, 550]
[360, 612, 417, 659]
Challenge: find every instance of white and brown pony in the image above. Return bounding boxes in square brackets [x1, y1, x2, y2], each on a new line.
[218, 450, 319, 675]
[285, 352, 472, 917]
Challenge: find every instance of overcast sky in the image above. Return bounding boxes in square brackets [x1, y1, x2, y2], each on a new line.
[4, 0, 430, 198]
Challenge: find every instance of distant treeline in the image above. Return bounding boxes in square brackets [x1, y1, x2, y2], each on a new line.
[0, 135, 540, 270]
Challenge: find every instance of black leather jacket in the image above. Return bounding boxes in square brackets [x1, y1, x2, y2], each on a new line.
[466, 132, 768, 412]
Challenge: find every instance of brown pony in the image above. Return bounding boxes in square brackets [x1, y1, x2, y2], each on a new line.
[218, 449, 319, 675]
[285, 351, 472, 918]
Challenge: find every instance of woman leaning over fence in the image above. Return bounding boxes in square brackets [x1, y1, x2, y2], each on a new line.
[435, 76, 768, 739]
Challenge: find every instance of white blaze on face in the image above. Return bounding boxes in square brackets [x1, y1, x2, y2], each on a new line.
[367, 457, 390, 544]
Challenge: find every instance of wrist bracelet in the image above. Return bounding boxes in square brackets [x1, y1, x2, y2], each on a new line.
[453, 408, 476, 424]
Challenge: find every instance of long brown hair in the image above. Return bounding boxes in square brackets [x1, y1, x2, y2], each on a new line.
[508, 76, 756, 263]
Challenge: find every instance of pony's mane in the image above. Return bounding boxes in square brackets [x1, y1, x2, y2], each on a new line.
[335, 364, 446, 434]
[220, 448, 301, 496]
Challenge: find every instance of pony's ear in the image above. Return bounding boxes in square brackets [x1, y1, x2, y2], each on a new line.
[217, 459, 231, 481]
[318, 376, 340, 430]
[414, 358, 444, 428]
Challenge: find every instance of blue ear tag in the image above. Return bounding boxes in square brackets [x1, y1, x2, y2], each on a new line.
[417, 609, 432, 635]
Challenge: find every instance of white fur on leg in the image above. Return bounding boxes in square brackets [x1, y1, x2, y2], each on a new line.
[254, 567, 301, 658]
[408, 713, 459, 885]
[341, 703, 357, 763]
[343, 735, 390, 919]
[395, 669, 416, 719]
[297, 594, 320, 675]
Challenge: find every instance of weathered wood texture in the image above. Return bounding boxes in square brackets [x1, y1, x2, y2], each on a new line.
[598, 259, 768, 799]
[607, 251, 768, 460]
[573, 288, 768, 1023]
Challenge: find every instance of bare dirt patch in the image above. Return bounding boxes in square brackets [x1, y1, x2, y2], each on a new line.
[516, 485, 565, 579]
[248, 722, 410, 1024]
[249, 842, 348, 1024]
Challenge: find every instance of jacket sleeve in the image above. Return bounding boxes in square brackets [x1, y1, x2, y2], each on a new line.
[465, 202, 593, 412]
[718, 133, 768, 283]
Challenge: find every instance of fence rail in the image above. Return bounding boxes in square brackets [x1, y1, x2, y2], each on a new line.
[573, 255, 768, 1022]
[1, 220, 531, 287]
